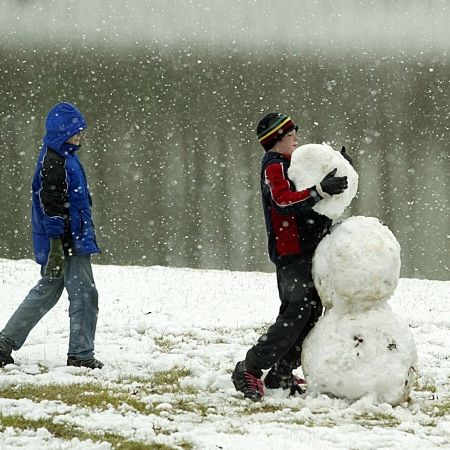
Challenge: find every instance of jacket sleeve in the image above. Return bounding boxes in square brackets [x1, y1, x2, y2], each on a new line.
[39, 149, 68, 237]
[264, 162, 320, 215]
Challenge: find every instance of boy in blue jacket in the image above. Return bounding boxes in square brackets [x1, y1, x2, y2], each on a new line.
[0, 102, 103, 369]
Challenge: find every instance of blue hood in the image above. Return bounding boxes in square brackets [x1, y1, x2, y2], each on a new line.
[43, 102, 87, 154]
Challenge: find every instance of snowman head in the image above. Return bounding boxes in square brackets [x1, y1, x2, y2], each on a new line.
[312, 216, 401, 311]
[288, 143, 358, 219]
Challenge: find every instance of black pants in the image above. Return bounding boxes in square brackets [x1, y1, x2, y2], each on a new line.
[245, 255, 323, 373]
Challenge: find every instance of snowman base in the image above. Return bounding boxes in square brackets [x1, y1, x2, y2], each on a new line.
[301, 304, 418, 406]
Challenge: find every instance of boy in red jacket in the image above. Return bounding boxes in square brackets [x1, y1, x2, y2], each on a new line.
[232, 112, 350, 401]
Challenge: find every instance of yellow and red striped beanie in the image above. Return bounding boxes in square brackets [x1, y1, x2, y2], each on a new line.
[256, 112, 298, 151]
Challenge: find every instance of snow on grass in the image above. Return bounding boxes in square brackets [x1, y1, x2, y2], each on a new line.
[0, 258, 449, 449]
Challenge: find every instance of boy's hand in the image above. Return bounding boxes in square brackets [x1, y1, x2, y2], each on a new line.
[45, 238, 65, 279]
[319, 168, 348, 197]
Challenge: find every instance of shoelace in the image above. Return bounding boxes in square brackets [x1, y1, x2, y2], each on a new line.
[244, 372, 265, 397]
[292, 375, 306, 386]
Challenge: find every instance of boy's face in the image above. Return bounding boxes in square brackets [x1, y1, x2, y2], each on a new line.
[67, 132, 82, 146]
[271, 130, 298, 157]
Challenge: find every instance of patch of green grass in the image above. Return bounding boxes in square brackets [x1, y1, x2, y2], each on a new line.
[226, 398, 245, 408]
[171, 398, 210, 417]
[116, 374, 154, 385]
[225, 425, 247, 435]
[0, 382, 148, 414]
[154, 336, 175, 352]
[212, 337, 229, 344]
[0, 414, 188, 449]
[415, 380, 438, 393]
[117, 366, 198, 396]
[0, 365, 199, 416]
[241, 403, 281, 415]
[147, 367, 194, 394]
[427, 400, 450, 418]
[354, 411, 400, 428]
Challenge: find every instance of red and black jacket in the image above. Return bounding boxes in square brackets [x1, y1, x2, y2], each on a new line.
[261, 151, 332, 266]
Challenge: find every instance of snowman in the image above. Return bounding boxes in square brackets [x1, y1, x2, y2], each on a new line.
[288, 143, 418, 406]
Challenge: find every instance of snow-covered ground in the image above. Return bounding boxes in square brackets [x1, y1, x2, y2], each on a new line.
[0, 258, 449, 449]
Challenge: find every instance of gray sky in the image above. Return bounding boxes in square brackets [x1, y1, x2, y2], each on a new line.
[1, 0, 449, 51]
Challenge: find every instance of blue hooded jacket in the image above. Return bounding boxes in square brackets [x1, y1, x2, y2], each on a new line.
[31, 102, 100, 265]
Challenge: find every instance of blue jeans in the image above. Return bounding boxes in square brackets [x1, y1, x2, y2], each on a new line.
[0, 255, 98, 360]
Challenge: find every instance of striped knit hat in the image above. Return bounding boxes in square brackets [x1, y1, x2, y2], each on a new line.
[256, 112, 298, 151]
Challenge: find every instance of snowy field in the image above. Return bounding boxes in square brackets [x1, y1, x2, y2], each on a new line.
[0, 258, 449, 450]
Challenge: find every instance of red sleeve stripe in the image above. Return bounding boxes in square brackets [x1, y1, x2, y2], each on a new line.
[265, 163, 311, 207]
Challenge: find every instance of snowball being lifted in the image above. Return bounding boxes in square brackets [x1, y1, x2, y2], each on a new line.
[302, 216, 418, 406]
[288, 143, 358, 219]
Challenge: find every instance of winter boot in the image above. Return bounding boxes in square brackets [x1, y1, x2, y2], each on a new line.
[67, 356, 104, 369]
[0, 351, 14, 367]
[231, 360, 264, 401]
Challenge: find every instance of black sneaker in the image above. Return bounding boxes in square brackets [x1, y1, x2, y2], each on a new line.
[0, 351, 14, 368]
[231, 361, 264, 401]
[264, 368, 306, 395]
[67, 356, 104, 369]
[288, 375, 307, 396]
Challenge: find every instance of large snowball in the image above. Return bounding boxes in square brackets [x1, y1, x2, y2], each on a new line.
[301, 305, 418, 406]
[312, 216, 401, 310]
[288, 143, 358, 219]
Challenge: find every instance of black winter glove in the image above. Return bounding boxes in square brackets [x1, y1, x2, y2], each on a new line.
[317, 168, 348, 197]
[340, 146, 353, 166]
[44, 238, 65, 279]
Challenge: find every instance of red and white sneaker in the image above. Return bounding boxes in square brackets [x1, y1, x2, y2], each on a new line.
[232, 361, 264, 401]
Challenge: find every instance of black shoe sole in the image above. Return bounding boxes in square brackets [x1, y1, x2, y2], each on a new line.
[67, 358, 103, 369]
